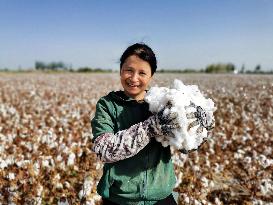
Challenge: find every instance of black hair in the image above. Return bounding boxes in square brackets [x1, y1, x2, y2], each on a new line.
[120, 43, 157, 75]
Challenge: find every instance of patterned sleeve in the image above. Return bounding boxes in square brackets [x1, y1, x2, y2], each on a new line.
[92, 119, 152, 163]
[91, 98, 116, 142]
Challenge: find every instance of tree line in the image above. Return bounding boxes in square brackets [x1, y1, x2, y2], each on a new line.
[34, 61, 111, 73]
[35, 61, 69, 71]
[1, 61, 272, 74]
[158, 63, 272, 74]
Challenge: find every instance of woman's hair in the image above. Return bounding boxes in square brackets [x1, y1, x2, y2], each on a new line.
[120, 43, 157, 76]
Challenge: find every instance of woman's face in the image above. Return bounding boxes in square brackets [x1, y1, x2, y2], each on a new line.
[120, 55, 153, 101]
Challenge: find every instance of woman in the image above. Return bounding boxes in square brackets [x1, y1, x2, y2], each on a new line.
[91, 43, 181, 205]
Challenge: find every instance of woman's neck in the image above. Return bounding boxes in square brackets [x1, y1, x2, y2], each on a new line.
[123, 91, 145, 101]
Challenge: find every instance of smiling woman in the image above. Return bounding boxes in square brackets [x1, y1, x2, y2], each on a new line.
[120, 55, 152, 101]
[91, 43, 179, 205]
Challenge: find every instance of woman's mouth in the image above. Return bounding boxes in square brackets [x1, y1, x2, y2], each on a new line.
[127, 83, 139, 88]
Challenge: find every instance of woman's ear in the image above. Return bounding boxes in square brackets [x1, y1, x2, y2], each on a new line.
[147, 76, 153, 89]
[150, 74, 154, 82]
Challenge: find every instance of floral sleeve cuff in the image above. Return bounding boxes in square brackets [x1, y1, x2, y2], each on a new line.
[92, 119, 152, 163]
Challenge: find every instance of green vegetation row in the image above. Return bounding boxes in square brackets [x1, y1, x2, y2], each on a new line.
[1, 61, 272, 74]
[158, 63, 273, 74]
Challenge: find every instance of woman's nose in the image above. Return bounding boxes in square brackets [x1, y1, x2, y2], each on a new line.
[130, 72, 138, 82]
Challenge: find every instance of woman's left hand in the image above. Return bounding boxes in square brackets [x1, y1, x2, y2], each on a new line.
[185, 101, 215, 133]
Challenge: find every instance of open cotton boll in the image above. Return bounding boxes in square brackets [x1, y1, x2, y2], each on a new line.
[145, 79, 216, 151]
[144, 87, 170, 114]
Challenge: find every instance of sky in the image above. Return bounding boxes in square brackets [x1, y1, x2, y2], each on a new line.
[0, 0, 273, 71]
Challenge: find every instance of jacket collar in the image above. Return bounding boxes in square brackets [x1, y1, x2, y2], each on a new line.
[109, 91, 147, 103]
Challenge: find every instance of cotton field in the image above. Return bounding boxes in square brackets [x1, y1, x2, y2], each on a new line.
[0, 73, 272, 205]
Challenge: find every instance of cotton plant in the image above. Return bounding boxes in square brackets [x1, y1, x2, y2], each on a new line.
[79, 176, 94, 200]
[145, 79, 216, 152]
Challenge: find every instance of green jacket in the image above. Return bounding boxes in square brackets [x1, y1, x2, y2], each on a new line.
[91, 91, 176, 205]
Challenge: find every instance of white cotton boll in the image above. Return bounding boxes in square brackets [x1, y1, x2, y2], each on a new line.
[52, 173, 63, 189]
[93, 194, 102, 201]
[59, 161, 66, 170]
[56, 183, 63, 189]
[40, 129, 58, 148]
[201, 176, 209, 188]
[33, 162, 40, 176]
[95, 162, 102, 170]
[5, 156, 15, 167]
[215, 197, 222, 205]
[67, 153, 76, 166]
[16, 160, 31, 168]
[194, 199, 202, 205]
[34, 184, 43, 205]
[7, 173, 16, 180]
[56, 155, 63, 162]
[145, 79, 216, 151]
[71, 142, 78, 148]
[174, 172, 183, 188]
[0, 158, 8, 169]
[77, 148, 83, 158]
[260, 179, 273, 195]
[145, 87, 169, 113]
[258, 155, 273, 168]
[79, 176, 93, 199]
[52, 173, 61, 183]
[184, 196, 190, 204]
[57, 198, 69, 205]
[42, 160, 50, 168]
[64, 181, 71, 188]
[62, 145, 70, 154]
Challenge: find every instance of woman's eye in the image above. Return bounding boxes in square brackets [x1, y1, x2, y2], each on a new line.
[125, 68, 132, 72]
[140, 72, 146, 76]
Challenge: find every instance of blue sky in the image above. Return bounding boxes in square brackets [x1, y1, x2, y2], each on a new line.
[0, 0, 273, 71]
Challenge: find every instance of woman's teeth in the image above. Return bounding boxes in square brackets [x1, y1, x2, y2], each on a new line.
[128, 83, 138, 87]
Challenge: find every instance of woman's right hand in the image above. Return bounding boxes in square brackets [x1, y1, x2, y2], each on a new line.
[147, 101, 180, 137]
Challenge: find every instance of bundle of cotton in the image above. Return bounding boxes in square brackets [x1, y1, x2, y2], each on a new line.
[145, 79, 216, 151]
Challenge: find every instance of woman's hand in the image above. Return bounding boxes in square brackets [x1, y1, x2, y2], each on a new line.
[147, 101, 180, 137]
[185, 101, 215, 133]
[179, 101, 215, 154]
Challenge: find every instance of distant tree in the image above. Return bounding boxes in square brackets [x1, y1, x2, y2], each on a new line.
[77, 67, 112, 73]
[255, 64, 261, 73]
[226, 63, 235, 72]
[35, 61, 46, 70]
[35, 61, 68, 71]
[0, 67, 9, 72]
[78, 67, 93, 72]
[205, 63, 235, 73]
[240, 64, 245, 74]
